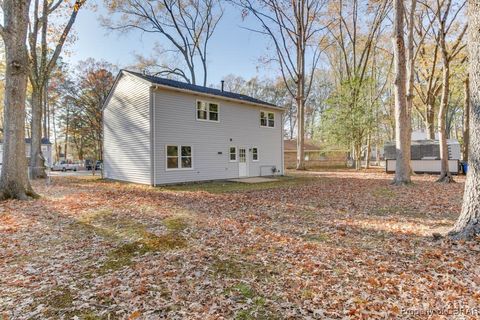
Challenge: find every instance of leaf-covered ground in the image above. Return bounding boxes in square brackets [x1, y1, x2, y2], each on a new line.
[1, 170, 479, 319]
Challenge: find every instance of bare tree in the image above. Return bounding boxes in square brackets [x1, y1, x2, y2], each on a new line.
[425, 0, 467, 182]
[326, 0, 390, 169]
[0, 0, 37, 199]
[28, 0, 87, 179]
[449, 0, 480, 240]
[392, 0, 411, 185]
[232, 0, 328, 170]
[104, 0, 223, 86]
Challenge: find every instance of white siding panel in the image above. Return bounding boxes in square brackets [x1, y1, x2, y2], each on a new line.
[103, 74, 151, 184]
[153, 89, 283, 184]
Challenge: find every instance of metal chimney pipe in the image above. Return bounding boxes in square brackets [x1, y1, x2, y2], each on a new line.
[221, 80, 225, 92]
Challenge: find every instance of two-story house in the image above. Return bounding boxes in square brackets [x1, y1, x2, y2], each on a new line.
[103, 70, 284, 185]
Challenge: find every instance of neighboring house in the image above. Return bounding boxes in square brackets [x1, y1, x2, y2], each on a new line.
[103, 70, 284, 185]
[284, 139, 347, 169]
[0, 138, 52, 168]
[284, 139, 322, 168]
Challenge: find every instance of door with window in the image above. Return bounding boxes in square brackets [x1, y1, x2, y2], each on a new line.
[238, 148, 248, 177]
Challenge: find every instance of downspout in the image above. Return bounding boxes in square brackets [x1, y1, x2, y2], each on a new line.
[102, 108, 105, 178]
[281, 112, 285, 175]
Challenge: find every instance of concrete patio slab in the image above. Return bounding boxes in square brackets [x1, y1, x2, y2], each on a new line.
[228, 177, 279, 184]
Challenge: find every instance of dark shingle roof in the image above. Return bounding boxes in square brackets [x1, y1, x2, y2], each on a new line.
[284, 139, 321, 152]
[125, 70, 279, 109]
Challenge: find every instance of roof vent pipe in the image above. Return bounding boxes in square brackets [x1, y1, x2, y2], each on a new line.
[221, 80, 225, 92]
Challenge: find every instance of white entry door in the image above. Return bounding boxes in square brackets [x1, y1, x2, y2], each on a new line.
[239, 148, 248, 177]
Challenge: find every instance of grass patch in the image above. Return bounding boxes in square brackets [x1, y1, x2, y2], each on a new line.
[226, 283, 276, 320]
[211, 256, 270, 279]
[100, 242, 149, 272]
[301, 233, 329, 243]
[161, 176, 316, 194]
[372, 205, 421, 217]
[212, 258, 244, 278]
[74, 210, 190, 274]
[99, 232, 188, 274]
[48, 287, 74, 309]
[371, 187, 396, 198]
[163, 215, 189, 232]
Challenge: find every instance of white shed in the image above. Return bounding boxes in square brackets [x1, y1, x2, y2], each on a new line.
[0, 138, 53, 169]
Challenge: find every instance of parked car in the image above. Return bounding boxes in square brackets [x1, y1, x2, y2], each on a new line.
[86, 160, 103, 171]
[51, 161, 79, 172]
[85, 159, 93, 170]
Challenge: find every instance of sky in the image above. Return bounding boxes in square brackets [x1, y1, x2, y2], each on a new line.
[65, 2, 275, 87]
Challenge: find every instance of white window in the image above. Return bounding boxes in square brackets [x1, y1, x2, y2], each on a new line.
[252, 147, 259, 161]
[209, 103, 219, 121]
[197, 101, 208, 120]
[260, 111, 267, 127]
[229, 146, 237, 162]
[197, 100, 219, 122]
[166, 145, 192, 170]
[260, 111, 275, 128]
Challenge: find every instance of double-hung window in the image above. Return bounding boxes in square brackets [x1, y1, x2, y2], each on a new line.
[260, 111, 275, 128]
[197, 100, 219, 122]
[252, 147, 259, 161]
[229, 147, 237, 162]
[167, 145, 192, 170]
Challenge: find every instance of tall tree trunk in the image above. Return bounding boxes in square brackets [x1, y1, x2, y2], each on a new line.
[28, 0, 85, 179]
[365, 134, 371, 169]
[43, 80, 49, 138]
[392, 0, 411, 185]
[0, 0, 37, 200]
[355, 143, 361, 170]
[437, 15, 454, 183]
[64, 105, 70, 161]
[463, 76, 470, 162]
[405, 0, 416, 174]
[450, 0, 480, 239]
[295, 2, 306, 171]
[425, 98, 436, 139]
[29, 87, 47, 178]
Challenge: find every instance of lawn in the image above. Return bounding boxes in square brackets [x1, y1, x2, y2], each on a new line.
[1, 170, 479, 319]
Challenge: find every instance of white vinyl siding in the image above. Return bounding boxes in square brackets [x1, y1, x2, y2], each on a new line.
[103, 74, 151, 184]
[153, 88, 283, 184]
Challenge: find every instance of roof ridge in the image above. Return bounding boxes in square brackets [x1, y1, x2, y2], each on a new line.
[122, 70, 279, 109]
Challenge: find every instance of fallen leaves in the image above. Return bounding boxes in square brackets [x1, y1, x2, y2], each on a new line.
[0, 171, 478, 319]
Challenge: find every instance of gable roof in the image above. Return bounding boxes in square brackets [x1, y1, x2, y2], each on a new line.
[284, 139, 322, 152]
[123, 70, 281, 109]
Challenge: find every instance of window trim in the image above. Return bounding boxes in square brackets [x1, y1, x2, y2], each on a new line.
[196, 99, 220, 123]
[260, 110, 275, 128]
[165, 144, 194, 171]
[252, 147, 259, 162]
[229, 146, 238, 162]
